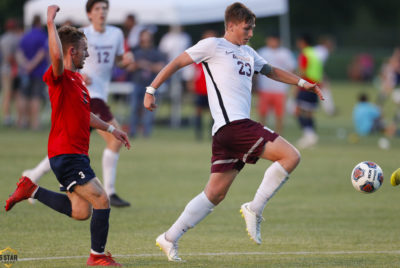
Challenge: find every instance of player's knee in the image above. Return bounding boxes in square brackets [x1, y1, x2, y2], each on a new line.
[291, 147, 301, 166]
[72, 206, 92, 221]
[108, 138, 123, 151]
[95, 192, 110, 209]
[207, 190, 226, 205]
[284, 146, 301, 173]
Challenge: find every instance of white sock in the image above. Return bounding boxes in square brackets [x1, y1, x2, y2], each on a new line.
[165, 191, 215, 243]
[250, 161, 289, 216]
[31, 186, 39, 198]
[90, 249, 104, 255]
[102, 149, 119, 196]
[24, 156, 51, 183]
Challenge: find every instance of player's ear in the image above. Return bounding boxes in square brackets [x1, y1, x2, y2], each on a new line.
[226, 21, 234, 32]
[70, 46, 76, 55]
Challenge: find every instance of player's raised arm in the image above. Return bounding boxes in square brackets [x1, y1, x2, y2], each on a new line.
[144, 52, 194, 111]
[47, 5, 63, 77]
[261, 64, 324, 101]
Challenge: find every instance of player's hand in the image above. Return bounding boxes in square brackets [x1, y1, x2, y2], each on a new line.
[111, 128, 131, 149]
[304, 82, 325, 101]
[122, 51, 135, 67]
[144, 93, 157, 111]
[47, 5, 60, 22]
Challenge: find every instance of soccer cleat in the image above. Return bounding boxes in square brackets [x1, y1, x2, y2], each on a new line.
[109, 194, 130, 207]
[390, 168, 400, 186]
[240, 202, 264, 245]
[155, 233, 182, 262]
[5, 176, 38, 211]
[87, 252, 122, 266]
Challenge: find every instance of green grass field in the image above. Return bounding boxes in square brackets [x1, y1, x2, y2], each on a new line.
[1, 82, 400, 267]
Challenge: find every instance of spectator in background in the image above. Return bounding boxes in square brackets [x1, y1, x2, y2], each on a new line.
[295, 33, 323, 149]
[188, 29, 218, 141]
[314, 35, 337, 116]
[256, 34, 296, 134]
[348, 53, 374, 82]
[159, 25, 191, 62]
[0, 18, 23, 127]
[16, 15, 48, 130]
[353, 93, 383, 136]
[125, 14, 157, 51]
[128, 30, 165, 137]
[125, 14, 144, 50]
[159, 25, 192, 127]
[377, 47, 400, 107]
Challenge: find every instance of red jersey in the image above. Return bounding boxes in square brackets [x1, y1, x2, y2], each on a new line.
[43, 66, 91, 158]
[194, 63, 207, 96]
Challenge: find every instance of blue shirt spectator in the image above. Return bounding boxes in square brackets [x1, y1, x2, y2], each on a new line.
[19, 23, 48, 78]
[353, 93, 381, 136]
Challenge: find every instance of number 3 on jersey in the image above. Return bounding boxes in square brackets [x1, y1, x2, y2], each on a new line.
[237, 61, 251, 77]
[97, 51, 110, 63]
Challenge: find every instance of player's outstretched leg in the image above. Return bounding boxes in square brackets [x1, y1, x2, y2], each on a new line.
[156, 191, 215, 262]
[391, 168, 400, 186]
[241, 136, 300, 244]
[5, 176, 38, 211]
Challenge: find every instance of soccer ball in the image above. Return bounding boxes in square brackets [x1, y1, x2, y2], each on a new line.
[351, 161, 383, 193]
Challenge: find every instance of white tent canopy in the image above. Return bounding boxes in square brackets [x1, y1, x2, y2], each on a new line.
[24, 0, 290, 46]
[24, 0, 288, 26]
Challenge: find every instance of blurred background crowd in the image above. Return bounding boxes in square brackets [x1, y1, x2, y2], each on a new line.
[1, 0, 400, 148]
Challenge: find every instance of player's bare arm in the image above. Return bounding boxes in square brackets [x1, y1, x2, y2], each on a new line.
[262, 64, 324, 101]
[90, 112, 131, 149]
[47, 5, 64, 77]
[144, 52, 194, 111]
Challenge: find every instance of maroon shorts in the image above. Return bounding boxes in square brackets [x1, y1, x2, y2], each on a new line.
[211, 119, 279, 173]
[90, 98, 114, 122]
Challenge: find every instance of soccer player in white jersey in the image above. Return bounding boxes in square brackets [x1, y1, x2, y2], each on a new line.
[144, 2, 324, 262]
[22, 0, 134, 207]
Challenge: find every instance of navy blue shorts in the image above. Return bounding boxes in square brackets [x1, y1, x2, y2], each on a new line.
[49, 154, 96, 192]
[296, 89, 318, 111]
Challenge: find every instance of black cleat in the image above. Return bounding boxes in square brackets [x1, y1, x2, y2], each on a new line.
[109, 193, 130, 207]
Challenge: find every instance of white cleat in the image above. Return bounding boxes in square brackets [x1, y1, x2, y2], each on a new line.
[240, 202, 263, 245]
[156, 233, 183, 262]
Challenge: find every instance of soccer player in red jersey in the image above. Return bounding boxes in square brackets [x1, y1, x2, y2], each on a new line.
[5, 5, 130, 266]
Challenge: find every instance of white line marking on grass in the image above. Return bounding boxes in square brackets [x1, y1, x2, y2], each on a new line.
[19, 250, 400, 262]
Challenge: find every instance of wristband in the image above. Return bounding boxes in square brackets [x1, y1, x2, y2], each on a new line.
[146, 86, 156, 95]
[107, 124, 115, 133]
[297, 79, 307, 88]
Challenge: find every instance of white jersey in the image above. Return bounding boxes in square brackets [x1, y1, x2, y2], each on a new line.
[256, 46, 296, 93]
[186, 37, 267, 135]
[81, 25, 124, 102]
[314, 44, 330, 64]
